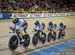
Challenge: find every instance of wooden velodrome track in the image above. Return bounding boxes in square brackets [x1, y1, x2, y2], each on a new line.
[0, 16, 75, 55]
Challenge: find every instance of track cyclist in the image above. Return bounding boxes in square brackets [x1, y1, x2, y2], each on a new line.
[59, 22, 66, 39]
[59, 22, 66, 31]
[10, 17, 28, 45]
[48, 21, 57, 31]
[34, 20, 45, 37]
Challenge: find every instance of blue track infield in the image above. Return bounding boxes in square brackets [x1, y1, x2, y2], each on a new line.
[28, 39, 75, 55]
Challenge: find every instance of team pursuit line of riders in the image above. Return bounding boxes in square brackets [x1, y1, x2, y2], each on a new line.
[9, 17, 66, 51]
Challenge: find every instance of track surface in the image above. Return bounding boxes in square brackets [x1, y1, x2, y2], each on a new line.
[0, 16, 75, 55]
[27, 39, 75, 55]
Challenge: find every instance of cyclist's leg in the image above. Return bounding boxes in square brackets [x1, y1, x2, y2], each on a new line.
[13, 23, 16, 30]
[24, 25, 28, 33]
[39, 26, 44, 38]
[18, 27, 25, 44]
[62, 30, 65, 38]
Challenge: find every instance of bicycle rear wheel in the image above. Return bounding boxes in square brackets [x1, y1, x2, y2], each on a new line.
[23, 34, 30, 47]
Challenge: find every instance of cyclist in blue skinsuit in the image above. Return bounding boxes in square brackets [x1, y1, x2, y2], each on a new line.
[10, 18, 28, 44]
[34, 20, 45, 37]
[48, 21, 57, 31]
[59, 22, 66, 30]
[59, 22, 66, 38]
[34, 20, 45, 31]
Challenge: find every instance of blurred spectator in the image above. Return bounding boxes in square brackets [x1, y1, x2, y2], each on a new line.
[0, 0, 75, 13]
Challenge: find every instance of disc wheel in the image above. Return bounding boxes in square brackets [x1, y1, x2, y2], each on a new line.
[8, 35, 18, 51]
[41, 33, 46, 44]
[23, 34, 30, 47]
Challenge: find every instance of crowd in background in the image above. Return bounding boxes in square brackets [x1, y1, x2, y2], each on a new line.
[0, 0, 75, 13]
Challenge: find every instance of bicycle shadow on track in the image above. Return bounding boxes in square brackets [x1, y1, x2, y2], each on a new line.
[10, 48, 32, 55]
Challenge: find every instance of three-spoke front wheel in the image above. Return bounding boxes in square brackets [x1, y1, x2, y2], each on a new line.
[32, 34, 38, 46]
[47, 32, 52, 42]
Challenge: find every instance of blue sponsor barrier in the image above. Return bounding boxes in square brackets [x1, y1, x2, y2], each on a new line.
[0, 13, 11, 19]
[0, 13, 3, 18]
[3, 13, 11, 19]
